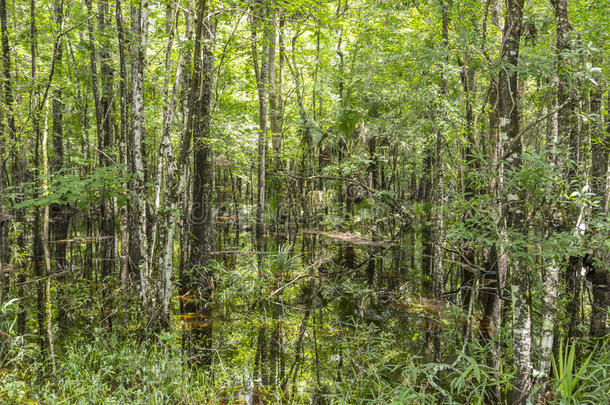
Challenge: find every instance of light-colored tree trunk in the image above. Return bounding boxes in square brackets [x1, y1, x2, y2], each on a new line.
[156, 4, 193, 327]
[537, 94, 560, 402]
[129, 0, 151, 312]
[42, 100, 56, 375]
[495, 0, 531, 401]
[588, 68, 609, 338]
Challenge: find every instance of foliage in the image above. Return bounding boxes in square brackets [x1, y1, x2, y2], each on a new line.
[551, 340, 610, 404]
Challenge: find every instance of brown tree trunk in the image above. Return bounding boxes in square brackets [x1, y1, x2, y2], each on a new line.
[181, 0, 215, 365]
[97, 0, 116, 287]
[29, 0, 47, 360]
[115, 0, 131, 290]
[552, 0, 582, 340]
[50, 0, 70, 291]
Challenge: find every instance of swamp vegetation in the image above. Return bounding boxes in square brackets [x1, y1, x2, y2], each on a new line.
[0, 0, 609, 403]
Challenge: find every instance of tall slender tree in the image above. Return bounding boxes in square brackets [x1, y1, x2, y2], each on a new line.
[129, 0, 151, 312]
[181, 0, 215, 365]
[494, 0, 531, 401]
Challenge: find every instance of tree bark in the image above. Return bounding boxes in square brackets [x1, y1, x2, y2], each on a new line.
[251, 2, 268, 252]
[588, 70, 609, 338]
[181, 0, 215, 365]
[29, 0, 47, 361]
[115, 0, 131, 290]
[157, 3, 193, 328]
[494, 0, 531, 401]
[97, 0, 116, 285]
[551, 0, 582, 340]
[537, 92, 560, 401]
[129, 0, 151, 313]
[50, 0, 70, 283]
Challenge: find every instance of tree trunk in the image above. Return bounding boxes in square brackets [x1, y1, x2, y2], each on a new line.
[97, 0, 116, 286]
[129, 0, 151, 313]
[588, 71, 609, 338]
[50, 0, 70, 288]
[552, 0, 582, 340]
[251, 0, 270, 391]
[537, 92, 560, 401]
[157, 4, 193, 328]
[115, 0, 131, 290]
[495, 0, 530, 401]
[42, 100, 57, 374]
[181, 0, 215, 365]
[458, 54, 477, 313]
[251, 2, 268, 253]
[29, 0, 47, 360]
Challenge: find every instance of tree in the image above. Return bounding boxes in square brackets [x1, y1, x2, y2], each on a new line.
[493, 0, 531, 401]
[181, 0, 215, 365]
[128, 0, 151, 313]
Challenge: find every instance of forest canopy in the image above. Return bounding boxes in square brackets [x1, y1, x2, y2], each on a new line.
[0, 0, 609, 403]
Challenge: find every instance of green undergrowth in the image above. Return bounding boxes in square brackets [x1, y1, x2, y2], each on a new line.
[1, 327, 608, 404]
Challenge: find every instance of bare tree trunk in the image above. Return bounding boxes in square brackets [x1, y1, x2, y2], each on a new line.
[0, 0, 27, 334]
[42, 100, 56, 374]
[152, 2, 179, 327]
[0, 0, 7, 274]
[97, 0, 116, 287]
[129, 0, 151, 314]
[157, 4, 193, 328]
[268, 12, 280, 160]
[588, 70, 609, 338]
[50, 0, 70, 299]
[181, 0, 215, 365]
[251, 2, 268, 253]
[480, 65, 507, 405]
[458, 43, 477, 314]
[537, 93, 560, 402]
[551, 0, 582, 340]
[494, 0, 531, 401]
[115, 0, 131, 291]
[430, 0, 449, 361]
[251, 1, 271, 392]
[29, 0, 47, 360]
[85, 0, 112, 324]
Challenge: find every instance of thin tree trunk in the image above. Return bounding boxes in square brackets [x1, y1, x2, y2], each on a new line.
[157, 3, 193, 328]
[115, 0, 131, 291]
[42, 100, 56, 374]
[537, 92, 560, 401]
[495, 0, 531, 401]
[97, 0, 116, 287]
[588, 70, 609, 338]
[0, 0, 26, 334]
[551, 0, 582, 340]
[251, 1, 271, 391]
[50, 0, 70, 286]
[129, 0, 151, 313]
[458, 53, 477, 312]
[30, 0, 46, 360]
[251, 2, 268, 252]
